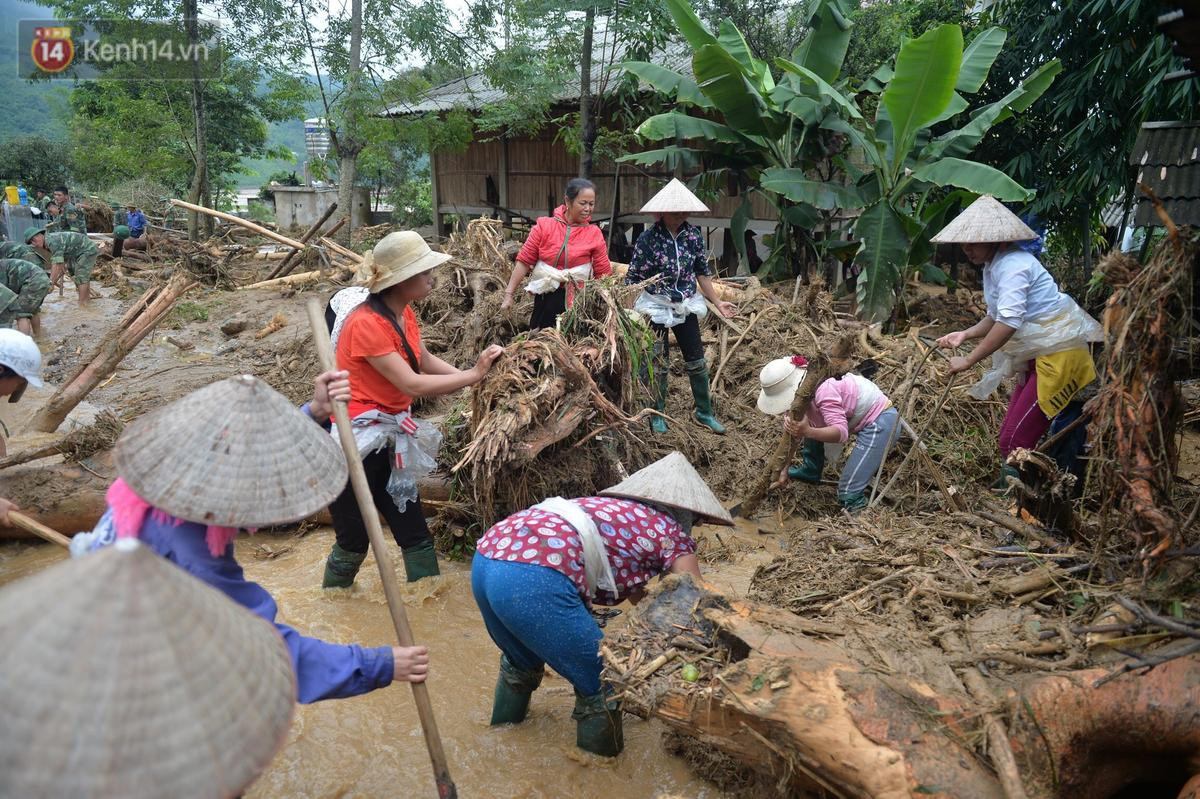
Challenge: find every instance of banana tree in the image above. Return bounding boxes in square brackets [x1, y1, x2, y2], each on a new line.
[760, 24, 1061, 322]
[619, 0, 860, 277]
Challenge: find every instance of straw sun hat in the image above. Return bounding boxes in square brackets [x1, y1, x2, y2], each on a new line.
[757, 356, 808, 415]
[930, 195, 1037, 244]
[639, 178, 710, 215]
[358, 230, 451, 293]
[0, 539, 295, 798]
[601, 451, 733, 526]
[115, 375, 348, 528]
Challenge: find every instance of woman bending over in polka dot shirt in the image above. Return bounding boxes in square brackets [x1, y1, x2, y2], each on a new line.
[470, 452, 732, 758]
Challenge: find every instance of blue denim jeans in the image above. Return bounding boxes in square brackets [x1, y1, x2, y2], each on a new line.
[471, 553, 604, 695]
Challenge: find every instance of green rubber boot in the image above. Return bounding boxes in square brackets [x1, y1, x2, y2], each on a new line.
[401, 540, 440, 582]
[787, 438, 826, 483]
[490, 654, 544, 725]
[991, 464, 1020, 493]
[573, 691, 624, 757]
[838, 491, 869, 513]
[322, 543, 367, 589]
[684, 358, 725, 434]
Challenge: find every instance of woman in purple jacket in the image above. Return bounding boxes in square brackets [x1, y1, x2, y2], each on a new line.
[72, 372, 429, 703]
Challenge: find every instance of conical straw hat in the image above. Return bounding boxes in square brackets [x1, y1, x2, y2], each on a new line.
[930, 195, 1037, 243]
[639, 178, 710, 214]
[601, 451, 732, 526]
[0, 539, 295, 798]
[115, 375, 348, 528]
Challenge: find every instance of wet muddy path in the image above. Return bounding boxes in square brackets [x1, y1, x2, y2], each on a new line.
[0, 525, 773, 798]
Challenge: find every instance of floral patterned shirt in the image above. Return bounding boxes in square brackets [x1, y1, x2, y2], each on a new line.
[626, 220, 712, 302]
[475, 496, 696, 606]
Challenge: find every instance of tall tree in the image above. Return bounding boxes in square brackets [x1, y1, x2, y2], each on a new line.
[973, 0, 1199, 267]
[334, 0, 365, 244]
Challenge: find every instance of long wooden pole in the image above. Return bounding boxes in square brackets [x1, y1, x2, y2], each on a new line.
[169, 198, 306, 250]
[267, 202, 340, 279]
[304, 300, 457, 799]
[8, 511, 71, 548]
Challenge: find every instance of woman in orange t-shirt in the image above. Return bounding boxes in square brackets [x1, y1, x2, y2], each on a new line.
[323, 231, 503, 588]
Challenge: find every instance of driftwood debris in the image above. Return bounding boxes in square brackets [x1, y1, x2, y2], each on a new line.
[606, 575, 1200, 799]
[267, 202, 339, 280]
[31, 273, 198, 433]
[169, 199, 306, 251]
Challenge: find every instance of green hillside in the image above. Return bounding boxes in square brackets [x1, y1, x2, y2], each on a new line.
[0, 0, 323, 188]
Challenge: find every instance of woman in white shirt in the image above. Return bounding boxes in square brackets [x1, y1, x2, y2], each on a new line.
[932, 196, 1102, 487]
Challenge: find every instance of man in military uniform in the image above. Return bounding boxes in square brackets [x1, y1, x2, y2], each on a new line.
[46, 186, 87, 234]
[26, 227, 97, 306]
[0, 258, 52, 336]
[0, 240, 35, 261]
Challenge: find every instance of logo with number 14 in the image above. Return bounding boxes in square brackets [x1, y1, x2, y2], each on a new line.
[31, 26, 74, 73]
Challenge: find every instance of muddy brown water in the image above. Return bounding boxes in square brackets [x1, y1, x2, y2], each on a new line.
[0, 528, 772, 797]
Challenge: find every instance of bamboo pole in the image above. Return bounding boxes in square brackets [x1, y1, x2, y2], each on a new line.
[267, 202, 340, 280]
[319, 236, 363, 264]
[169, 199, 306, 250]
[32, 273, 198, 433]
[304, 300, 457, 799]
[8, 511, 71, 548]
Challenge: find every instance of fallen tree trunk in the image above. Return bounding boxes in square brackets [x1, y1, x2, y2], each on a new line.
[0, 451, 453, 540]
[31, 273, 198, 433]
[267, 202, 339, 279]
[169, 199, 306, 250]
[606, 576, 1200, 799]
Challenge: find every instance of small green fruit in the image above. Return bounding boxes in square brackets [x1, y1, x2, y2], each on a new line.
[681, 663, 700, 682]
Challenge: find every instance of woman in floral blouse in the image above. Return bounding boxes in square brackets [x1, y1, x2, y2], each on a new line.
[625, 179, 736, 434]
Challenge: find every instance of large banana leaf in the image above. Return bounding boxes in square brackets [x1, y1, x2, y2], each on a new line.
[955, 27, 1006, 93]
[618, 146, 706, 171]
[911, 157, 1034, 201]
[923, 61, 1060, 161]
[790, 0, 853, 83]
[637, 112, 749, 145]
[695, 44, 776, 137]
[882, 24, 963, 175]
[664, 0, 717, 50]
[621, 61, 712, 108]
[717, 20, 774, 92]
[760, 168, 865, 209]
[853, 200, 909, 323]
[775, 58, 862, 119]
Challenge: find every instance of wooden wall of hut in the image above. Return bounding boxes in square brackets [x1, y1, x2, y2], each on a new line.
[431, 127, 777, 233]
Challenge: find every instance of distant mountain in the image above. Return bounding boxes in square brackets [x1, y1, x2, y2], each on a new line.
[0, 0, 71, 142]
[0, 0, 323, 188]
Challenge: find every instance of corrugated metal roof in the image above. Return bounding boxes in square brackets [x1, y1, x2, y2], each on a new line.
[1129, 122, 1200, 226]
[383, 41, 692, 117]
[1130, 121, 1200, 167]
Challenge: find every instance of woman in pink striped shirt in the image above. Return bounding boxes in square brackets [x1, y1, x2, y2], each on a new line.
[757, 356, 898, 512]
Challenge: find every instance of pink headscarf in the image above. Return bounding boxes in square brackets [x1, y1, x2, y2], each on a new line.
[107, 478, 241, 557]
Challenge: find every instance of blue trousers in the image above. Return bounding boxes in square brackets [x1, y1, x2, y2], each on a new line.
[839, 407, 900, 495]
[471, 553, 604, 695]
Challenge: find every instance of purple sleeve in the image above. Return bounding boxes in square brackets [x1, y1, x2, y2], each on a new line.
[275, 626, 394, 704]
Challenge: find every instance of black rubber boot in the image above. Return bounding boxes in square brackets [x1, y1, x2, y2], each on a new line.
[684, 357, 725, 434]
[322, 543, 367, 588]
[573, 691, 624, 757]
[490, 654, 544, 725]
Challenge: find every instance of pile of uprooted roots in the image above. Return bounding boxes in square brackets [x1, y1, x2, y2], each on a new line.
[1090, 211, 1198, 567]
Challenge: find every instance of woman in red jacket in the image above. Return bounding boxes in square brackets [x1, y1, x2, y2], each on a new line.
[501, 178, 612, 328]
